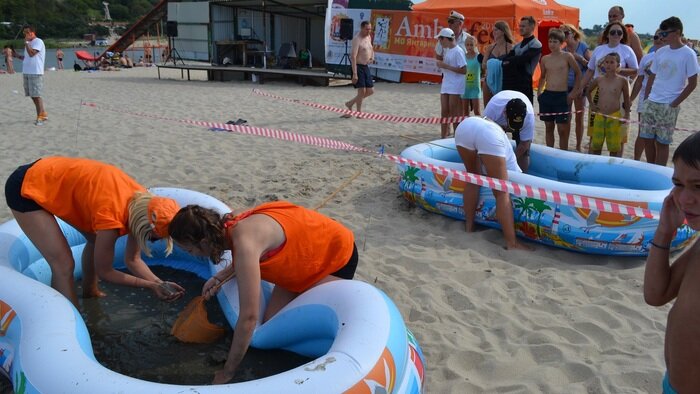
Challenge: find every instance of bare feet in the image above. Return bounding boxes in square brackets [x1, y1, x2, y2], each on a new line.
[505, 241, 535, 251]
[83, 287, 107, 298]
[341, 101, 353, 118]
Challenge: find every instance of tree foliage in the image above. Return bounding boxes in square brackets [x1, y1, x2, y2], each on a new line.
[0, 0, 159, 39]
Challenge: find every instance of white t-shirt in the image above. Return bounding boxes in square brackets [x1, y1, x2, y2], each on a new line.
[649, 45, 700, 104]
[636, 51, 656, 112]
[435, 30, 470, 58]
[482, 90, 535, 142]
[455, 117, 522, 172]
[22, 37, 45, 75]
[440, 46, 467, 95]
[587, 43, 638, 78]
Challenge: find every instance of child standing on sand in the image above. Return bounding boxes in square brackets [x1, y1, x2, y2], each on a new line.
[644, 132, 700, 394]
[461, 35, 482, 116]
[537, 28, 581, 151]
[586, 52, 630, 157]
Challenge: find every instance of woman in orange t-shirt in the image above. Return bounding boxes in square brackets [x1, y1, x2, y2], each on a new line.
[168, 201, 358, 384]
[4, 157, 185, 307]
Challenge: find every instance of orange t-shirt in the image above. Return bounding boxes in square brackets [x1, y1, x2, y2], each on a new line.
[225, 201, 355, 293]
[21, 157, 145, 235]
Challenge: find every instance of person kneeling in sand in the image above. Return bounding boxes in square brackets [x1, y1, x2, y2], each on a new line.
[644, 132, 700, 393]
[455, 116, 533, 251]
[168, 201, 358, 384]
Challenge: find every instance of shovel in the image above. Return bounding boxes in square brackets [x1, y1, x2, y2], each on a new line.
[170, 271, 235, 343]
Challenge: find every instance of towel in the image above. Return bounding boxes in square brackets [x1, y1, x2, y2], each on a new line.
[486, 58, 503, 94]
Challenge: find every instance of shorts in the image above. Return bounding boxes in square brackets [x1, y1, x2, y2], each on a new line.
[538, 90, 570, 123]
[5, 161, 42, 213]
[639, 100, 680, 145]
[590, 111, 623, 153]
[354, 64, 374, 89]
[587, 86, 599, 137]
[330, 243, 358, 279]
[23, 74, 44, 98]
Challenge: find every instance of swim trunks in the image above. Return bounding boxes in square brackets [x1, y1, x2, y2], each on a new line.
[590, 111, 623, 153]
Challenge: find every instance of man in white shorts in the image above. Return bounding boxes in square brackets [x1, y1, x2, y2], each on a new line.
[15, 25, 47, 126]
[483, 90, 534, 172]
[455, 116, 532, 251]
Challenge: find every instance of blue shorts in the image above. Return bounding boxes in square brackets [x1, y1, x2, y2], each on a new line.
[5, 160, 42, 213]
[538, 90, 570, 123]
[354, 64, 374, 89]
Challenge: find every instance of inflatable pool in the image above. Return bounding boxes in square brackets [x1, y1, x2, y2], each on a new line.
[0, 188, 425, 393]
[398, 139, 697, 256]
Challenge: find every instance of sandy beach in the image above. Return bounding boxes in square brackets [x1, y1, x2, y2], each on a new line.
[1, 66, 698, 393]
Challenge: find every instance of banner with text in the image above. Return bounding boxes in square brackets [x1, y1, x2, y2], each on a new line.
[325, 0, 506, 76]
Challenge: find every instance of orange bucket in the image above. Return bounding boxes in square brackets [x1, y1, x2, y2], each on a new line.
[171, 296, 225, 344]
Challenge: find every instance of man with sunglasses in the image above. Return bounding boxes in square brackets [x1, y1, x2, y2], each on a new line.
[435, 11, 471, 61]
[640, 16, 699, 166]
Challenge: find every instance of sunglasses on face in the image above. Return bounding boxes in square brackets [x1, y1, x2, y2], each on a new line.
[562, 31, 571, 36]
[653, 35, 660, 40]
[659, 30, 676, 38]
[608, 29, 623, 36]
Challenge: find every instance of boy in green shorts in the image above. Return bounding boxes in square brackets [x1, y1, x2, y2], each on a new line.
[586, 52, 630, 157]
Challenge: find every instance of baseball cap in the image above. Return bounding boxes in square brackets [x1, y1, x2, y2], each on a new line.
[449, 11, 465, 21]
[505, 98, 527, 131]
[435, 28, 455, 39]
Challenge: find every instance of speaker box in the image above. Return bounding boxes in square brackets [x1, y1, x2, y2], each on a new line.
[166, 21, 178, 38]
[339, 18, 354, 41]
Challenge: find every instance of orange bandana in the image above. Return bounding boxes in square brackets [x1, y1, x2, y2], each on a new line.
[147, 197, 180, 237]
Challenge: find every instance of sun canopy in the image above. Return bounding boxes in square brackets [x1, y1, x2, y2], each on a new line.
[413, 0, 580, 28]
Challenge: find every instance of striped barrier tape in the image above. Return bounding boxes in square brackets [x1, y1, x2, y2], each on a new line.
[252, 89, 700, 133]
[82, 101, 660, 219]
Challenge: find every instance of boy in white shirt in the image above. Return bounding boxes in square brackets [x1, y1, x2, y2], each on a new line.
[435, 27, 466, 138]
[640, 16, 699, 166]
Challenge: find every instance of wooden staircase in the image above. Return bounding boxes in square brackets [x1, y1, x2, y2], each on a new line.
[102, 0, 168, 57]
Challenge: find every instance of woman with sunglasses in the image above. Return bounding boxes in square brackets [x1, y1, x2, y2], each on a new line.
[560, 24, 591, 152]
[580, 21, 638, 155]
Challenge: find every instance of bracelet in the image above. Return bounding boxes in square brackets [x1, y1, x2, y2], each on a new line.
[650, 241, 670, 250]
[213, 276, 221, 284]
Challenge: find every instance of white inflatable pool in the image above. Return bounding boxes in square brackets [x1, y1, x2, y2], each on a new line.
[0, 188, 425, 393]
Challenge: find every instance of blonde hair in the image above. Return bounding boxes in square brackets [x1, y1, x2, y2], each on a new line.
[560, 23, 585, 41]
[128, 191, 174, 257]
[465, 35, 477, 45]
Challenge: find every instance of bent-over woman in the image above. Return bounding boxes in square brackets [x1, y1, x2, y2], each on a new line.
[4, 156, 184, 307]
[168, 201, 358, 384]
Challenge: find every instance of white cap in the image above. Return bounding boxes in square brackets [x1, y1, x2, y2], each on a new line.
[435, 28, 455, 39]
[449, 11, 465, 21]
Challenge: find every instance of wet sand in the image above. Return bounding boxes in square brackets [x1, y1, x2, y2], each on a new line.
[78, 266, 312, 385]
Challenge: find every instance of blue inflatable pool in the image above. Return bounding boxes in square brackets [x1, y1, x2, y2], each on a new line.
[398, 139, 696, 256]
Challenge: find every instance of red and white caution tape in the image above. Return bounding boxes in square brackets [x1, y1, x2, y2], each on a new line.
[82, 101, 660, 219]
[253, 89, 700, 133]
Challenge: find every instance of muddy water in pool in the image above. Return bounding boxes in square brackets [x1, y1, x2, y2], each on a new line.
[0, 266, 312, 392]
